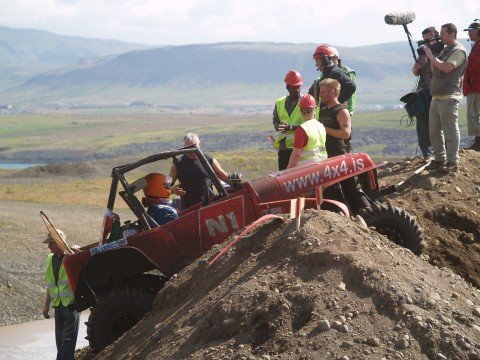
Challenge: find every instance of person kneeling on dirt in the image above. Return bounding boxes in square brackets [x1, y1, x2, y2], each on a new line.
[142, 173, 185, 227]
[42, 229, 80, 360]
[318, 78, 370, 214]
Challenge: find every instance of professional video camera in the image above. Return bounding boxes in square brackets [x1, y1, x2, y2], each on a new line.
[417, 36, 444, 56]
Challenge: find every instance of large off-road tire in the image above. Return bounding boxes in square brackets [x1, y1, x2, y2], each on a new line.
[86, 288, 155, 353]
[359, 202, 423, 255]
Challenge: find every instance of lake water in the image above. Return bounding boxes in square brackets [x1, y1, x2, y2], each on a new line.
[0, 312, 89, 359]
[0, 163, 45, 170]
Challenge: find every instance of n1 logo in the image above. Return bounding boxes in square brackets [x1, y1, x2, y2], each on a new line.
[199, 195, 245, 251]
[206, 211, 239, 237]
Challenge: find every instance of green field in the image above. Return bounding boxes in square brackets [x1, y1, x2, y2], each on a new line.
[0, 108, 471, 206]
[0, 108, 469, 155]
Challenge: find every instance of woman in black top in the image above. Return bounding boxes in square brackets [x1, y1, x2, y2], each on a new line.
[169, 133, 230, 209]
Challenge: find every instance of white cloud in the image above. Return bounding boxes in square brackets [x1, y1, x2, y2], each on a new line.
[0, 0, 477, 45]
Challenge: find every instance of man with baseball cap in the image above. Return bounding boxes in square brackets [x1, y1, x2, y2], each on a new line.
[463, 20, 480, 151]
[42, 229, 80, 360]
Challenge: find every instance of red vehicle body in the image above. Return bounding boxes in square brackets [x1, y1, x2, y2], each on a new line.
[62, 147, 418, 352]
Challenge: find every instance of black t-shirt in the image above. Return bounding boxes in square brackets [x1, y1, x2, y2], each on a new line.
[318, 104, 351, 157]
[52, 254, 63, 284]
[175, 154, 214, 209]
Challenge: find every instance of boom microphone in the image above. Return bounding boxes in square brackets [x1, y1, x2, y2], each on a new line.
[384, 11, 418, 62]
[384, 12, 416, 26]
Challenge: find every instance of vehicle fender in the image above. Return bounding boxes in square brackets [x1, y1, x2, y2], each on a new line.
[75, 247, 155, 310]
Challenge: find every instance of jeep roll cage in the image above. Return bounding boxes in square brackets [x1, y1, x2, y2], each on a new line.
[105, 146, 228, 231]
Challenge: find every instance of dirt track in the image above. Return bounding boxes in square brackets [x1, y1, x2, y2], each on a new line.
[0, 200, 132, 326]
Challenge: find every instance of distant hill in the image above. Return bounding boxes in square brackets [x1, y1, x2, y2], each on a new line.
[0, 25, 150, 90]
[0, 25, 470, 111]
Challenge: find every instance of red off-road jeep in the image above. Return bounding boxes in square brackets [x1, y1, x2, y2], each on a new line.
[61, 147, 422, 352]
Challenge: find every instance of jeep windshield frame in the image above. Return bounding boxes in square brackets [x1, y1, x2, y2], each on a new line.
[105, 146, 228, 230]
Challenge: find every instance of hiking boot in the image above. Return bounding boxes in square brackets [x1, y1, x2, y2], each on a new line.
[439, 162, 458, 173]
[424, 160, 446, 171]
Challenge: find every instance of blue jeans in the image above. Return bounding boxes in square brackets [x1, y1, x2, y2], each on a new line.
[54, 305, 80, 360]
[416, 108, 433, 158]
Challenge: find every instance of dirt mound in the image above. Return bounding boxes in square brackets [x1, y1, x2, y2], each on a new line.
[379, 149, 480, 288]
[80, 207, 480, 360]
[6, 163, 101, 178]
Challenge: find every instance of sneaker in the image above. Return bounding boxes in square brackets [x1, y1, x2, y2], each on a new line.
[422, 156, 434, 164]
[424, 160, 446, 171]
[439, 162, 458, 173]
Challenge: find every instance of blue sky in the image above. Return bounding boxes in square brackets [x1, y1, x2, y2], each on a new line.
[1, 0, 478, 46]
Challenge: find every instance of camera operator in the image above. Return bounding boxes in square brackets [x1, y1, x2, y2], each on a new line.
[423, 23, 467, 173]
[412, 27, 440, 160]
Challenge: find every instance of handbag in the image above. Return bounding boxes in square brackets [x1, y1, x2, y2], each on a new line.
[399, 91, 428, 118]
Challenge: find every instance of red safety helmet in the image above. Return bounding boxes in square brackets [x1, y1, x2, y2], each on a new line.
[299, 94, 316, 109]
[313, 44, 335, 59]
[143, 173, 170, 198]
[284, 70, 303, 86]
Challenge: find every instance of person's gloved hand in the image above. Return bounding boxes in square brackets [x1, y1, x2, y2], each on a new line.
[228, 172, 242, 186]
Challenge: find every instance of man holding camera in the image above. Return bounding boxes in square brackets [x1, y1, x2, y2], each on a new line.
[423, 23, 467, 173]
[412, 27, 439, 160]
[463, 21, 480, 151]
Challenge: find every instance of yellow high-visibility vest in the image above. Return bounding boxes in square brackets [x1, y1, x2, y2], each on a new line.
[274, 96, 303, 149]
[299, 119, 327, 163]
[45, 253, 74, 307]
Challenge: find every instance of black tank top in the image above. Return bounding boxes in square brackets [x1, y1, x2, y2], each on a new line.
[174, 154, 214, 208]
[318, 104, 351, 157]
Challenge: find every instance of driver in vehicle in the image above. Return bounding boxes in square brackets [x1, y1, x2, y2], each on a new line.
[142, 173, 185, 227]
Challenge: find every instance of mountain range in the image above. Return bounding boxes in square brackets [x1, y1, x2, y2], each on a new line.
[0, 25, 470, 112]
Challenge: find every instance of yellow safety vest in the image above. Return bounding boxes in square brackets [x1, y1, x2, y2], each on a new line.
[274, 96, 303, 149]
[299, 119, 327, 163]
[45, 253, 74, 307]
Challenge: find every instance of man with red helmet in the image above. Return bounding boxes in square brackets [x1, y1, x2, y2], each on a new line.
[287, 94, 327, 168]
[308, 44, 356, 119]
[272, 70, 305, 170]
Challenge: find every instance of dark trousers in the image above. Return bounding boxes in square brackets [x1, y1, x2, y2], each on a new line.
[416, 109, 433, 158]
[322, 177, 369, 215]
[54, 305, 80, 360]
[278, 149, 293, 171]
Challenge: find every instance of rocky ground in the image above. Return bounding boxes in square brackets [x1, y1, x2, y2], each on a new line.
[1, 150, 479, 359]
[81, 212, 480, 360]
[379, 149, 480, 288]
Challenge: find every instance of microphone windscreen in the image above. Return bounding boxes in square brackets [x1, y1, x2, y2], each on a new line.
[385, 12, 416, 26]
